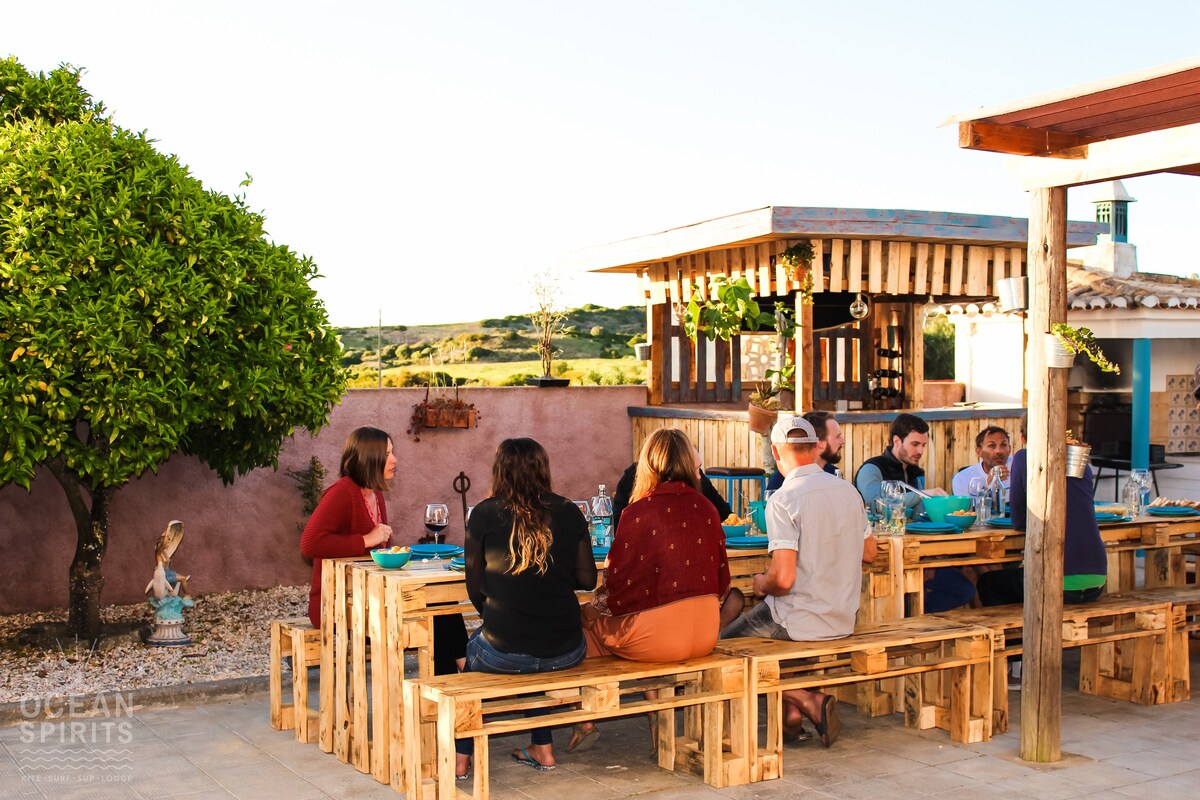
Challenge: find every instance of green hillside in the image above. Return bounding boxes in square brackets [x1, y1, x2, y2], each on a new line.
[337, 304, 647, 387]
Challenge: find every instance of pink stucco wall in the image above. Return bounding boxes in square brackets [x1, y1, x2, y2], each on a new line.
[0, 386, 645, 614]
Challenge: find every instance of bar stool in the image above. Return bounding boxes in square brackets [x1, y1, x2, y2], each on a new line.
[705, 467, 767, 517]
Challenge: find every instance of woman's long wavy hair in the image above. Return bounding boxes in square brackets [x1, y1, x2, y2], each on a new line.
[630, 428, 700, 504]
[490, 438, 554, 575]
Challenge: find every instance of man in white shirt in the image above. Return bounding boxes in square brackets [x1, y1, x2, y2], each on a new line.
[951, 425, 1013, 496]
[721, 417, 876, 748]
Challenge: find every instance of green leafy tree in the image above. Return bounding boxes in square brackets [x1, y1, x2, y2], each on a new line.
[0, 58, 346, 638]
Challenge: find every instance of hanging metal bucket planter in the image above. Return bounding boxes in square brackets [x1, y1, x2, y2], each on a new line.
[1045, 334, 1076, 369]
[1065, 442, 1091, 479]
[995, 276, 1028, 312]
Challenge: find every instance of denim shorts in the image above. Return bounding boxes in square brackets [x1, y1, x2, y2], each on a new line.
[719, 601, 789, 640]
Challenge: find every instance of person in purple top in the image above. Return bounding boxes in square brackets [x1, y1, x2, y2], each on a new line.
[977, 415, 1107, 607]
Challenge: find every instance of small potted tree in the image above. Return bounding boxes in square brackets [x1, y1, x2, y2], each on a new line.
[777, 241, 815, 283]
[526, 270, 570, 387]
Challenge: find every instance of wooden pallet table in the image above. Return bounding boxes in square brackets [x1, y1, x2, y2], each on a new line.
[933, 593, 1176, 733]
[404, 653, 750, 800]
[863, 516, 1200, 625]
[715, 618, 995, 782]
[315, 547, 771, 788]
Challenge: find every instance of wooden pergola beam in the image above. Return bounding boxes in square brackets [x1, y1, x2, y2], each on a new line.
[958, 121, 1093, 158]
[1014, 120, 1200, 189]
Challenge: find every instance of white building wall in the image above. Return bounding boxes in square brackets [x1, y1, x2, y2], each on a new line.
[950, 314, 1025, 404]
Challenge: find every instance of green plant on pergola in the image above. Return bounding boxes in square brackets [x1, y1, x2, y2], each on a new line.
[0, 58, 346, 639]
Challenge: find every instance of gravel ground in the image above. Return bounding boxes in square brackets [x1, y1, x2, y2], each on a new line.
[0, 585, 308, 705]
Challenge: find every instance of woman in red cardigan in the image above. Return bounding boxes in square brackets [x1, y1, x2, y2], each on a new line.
[299, 427, 395, 628]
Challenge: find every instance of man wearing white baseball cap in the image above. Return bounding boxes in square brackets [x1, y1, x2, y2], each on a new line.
[721, 416, 875, 748]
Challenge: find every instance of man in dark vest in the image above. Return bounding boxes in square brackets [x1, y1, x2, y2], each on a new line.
[855, 413, 974, 613]
[854, 412, 945, 514]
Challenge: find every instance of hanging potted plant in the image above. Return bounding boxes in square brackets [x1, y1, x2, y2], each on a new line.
[1048, 324, 1120, 374]
[777, 241, 815, 283]
[1065, 430, 1091, 479]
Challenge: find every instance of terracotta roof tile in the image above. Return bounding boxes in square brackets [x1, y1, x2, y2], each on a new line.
[1066, 264, 1200, 310]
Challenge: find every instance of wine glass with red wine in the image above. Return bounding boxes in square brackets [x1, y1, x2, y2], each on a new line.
[424, 503, 450, 557]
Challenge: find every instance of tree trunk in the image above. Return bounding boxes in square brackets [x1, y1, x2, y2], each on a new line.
[68, 489, 111, 640]
[45, 460, 111, 641]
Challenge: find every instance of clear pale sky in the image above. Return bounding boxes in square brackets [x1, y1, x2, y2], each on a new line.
[4, 1, 1198, 326]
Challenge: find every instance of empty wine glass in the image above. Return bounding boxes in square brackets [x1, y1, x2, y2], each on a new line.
[967, 476, 989, 522]
[424, 503, 449, 557]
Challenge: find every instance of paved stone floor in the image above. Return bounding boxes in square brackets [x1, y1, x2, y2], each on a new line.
[1, 648, 1197, 800]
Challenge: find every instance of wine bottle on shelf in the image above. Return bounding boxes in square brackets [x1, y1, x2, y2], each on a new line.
[877, 348, 901, 359]
[873, 368, 901, 379]
[872, 387, 899, 399]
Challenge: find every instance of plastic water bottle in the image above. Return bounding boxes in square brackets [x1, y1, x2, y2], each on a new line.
[591, 485, 614, 546]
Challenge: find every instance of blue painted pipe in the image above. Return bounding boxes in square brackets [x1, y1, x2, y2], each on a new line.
[1131, 338, 1150, 470]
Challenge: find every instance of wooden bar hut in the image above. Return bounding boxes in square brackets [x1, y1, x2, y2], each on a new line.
[946, 56, 1200, 763]
[571, 206, 1102, 409]
[568, 206, 1104, 487]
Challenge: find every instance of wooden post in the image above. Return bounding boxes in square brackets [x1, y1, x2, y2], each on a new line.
[796, 287, 813, 413]
[648, 294, 667, 406]
[906, 303, 926, 409]
[1022, 185, 1068, 763]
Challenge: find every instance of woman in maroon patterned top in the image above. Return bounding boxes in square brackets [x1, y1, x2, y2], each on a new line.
[582, 428, 731, 661]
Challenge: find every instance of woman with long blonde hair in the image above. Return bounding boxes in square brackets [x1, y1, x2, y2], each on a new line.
[583, 428, 732, 658]
[457, 438, 596, 778]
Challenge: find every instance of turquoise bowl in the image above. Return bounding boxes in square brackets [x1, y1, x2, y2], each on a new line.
[722, 524, 750, 537]
[945, 513, 976, 532]
[921, 495, 972, 523]
[370, 549, 412, 569]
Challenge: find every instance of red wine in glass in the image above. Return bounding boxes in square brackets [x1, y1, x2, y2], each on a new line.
[424, 503, 450, 551]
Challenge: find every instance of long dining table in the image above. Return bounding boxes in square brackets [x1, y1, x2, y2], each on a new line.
[861, 513, 1200, 624]
[316, 545, 770, 788]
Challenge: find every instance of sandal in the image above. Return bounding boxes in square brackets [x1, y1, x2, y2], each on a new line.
[511, 748, 555, 771]
[567, 723, 600, 753]
[814, 694, 840, 749]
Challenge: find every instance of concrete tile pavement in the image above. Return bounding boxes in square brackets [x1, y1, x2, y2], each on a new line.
[0, 648, 1195, 800]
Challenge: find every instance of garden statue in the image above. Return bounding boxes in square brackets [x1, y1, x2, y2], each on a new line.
[144, 520, 194, 646]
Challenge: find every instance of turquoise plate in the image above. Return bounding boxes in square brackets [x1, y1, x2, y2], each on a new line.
[592, 546, 610, 559]
[986, 517, 1014, 528]
[1096, 516, 1132, 525]
[1147, 506, 1200, 517]
[1094, 512, 1125, 522]
[410, 544, 464, 557]
[726, 536, 768, 548]
[905, 522, 956, 534]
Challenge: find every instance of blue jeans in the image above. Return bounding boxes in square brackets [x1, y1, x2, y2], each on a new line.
[455, 628, 587, 755]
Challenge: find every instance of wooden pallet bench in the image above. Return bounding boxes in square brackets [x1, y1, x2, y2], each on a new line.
[1130, 585, 1200, 702]
[269, 617, 322, 743]
[933, 593, 1176, 733]
[715, 618, 995, 783]
[402, 653, 750, 800]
